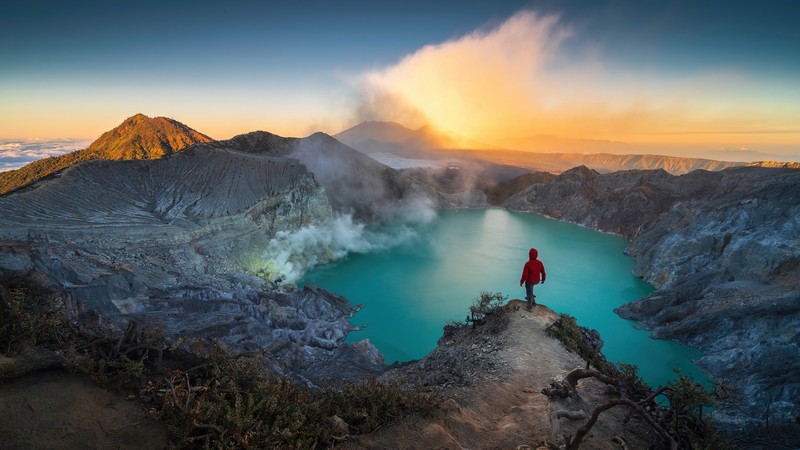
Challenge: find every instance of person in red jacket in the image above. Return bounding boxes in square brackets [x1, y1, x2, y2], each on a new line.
[520, 248, 546, 310]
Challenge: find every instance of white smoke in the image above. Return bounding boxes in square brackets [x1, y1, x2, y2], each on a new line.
[255, 132, 439, 284]
[259, 213, 427, 285]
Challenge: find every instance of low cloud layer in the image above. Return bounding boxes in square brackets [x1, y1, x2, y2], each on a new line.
[357, 10, 800, 152]
[0, 138, 92, 171]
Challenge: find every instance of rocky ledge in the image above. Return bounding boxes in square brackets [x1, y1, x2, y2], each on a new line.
[348, 301, 663, 449]
[505, 165, 800, 430]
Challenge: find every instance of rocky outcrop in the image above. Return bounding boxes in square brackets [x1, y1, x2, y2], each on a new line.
[352, 302, 661, 449]
[505, 165, 800, 429]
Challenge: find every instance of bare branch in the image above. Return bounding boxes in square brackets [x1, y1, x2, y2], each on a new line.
[567, 398, 677, 450]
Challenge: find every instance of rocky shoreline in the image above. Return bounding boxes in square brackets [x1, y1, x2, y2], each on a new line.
[504, 165, 800, 430]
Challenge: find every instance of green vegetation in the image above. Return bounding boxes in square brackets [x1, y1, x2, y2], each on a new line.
[0, 150, 93, 195]
[462, 291, 509, 334]
[0, 272, 68, 355]
[153, 357, 435, 449]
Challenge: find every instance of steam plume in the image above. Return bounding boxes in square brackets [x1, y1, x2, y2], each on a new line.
[356, 9, 799, 149]
[259, 214, 422, 284]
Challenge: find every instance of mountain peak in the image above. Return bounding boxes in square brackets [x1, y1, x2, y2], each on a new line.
[125, 113, 149, 122]
[86, 114, 213, 160]
[0, 114, 213, 195]
[335, 120, 494, 151]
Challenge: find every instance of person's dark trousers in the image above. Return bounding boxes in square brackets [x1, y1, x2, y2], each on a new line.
[525, 282, 536, 309]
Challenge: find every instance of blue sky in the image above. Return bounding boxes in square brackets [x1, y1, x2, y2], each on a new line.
[1, 0, 798, 159]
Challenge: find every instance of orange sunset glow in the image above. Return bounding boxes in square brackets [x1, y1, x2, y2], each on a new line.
[361, 11, 800, 158]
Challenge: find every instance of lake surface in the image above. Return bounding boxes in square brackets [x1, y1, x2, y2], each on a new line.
[302, 209, 709, 388]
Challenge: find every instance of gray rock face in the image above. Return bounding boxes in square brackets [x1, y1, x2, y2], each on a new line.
[505, 165, 800, 428]
[0, 136, 399, 382]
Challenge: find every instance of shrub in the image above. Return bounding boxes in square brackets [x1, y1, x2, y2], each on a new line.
[1, 272, 437, 448]
[469, 291, 507, 318]
[465, 291, 509, 333]
[155, 356, 436, 448]
[545, 312, 730, 449]
[0, 273, 66, 355]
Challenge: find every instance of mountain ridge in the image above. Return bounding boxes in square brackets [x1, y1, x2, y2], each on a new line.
[335, 120, 495, 153]
[0, 114, 213, 195]
[336, 120, 751, 175]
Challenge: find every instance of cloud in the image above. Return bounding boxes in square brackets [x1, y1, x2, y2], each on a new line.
[356, 9, 800, 151]
[360, 11, 571, 138]
[0, 138, 92, 171]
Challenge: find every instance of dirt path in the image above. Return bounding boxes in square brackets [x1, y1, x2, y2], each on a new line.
[347, 300, 655, 449]
[0, 370, 168, 450]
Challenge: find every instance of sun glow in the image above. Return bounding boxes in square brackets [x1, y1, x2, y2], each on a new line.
[359, 10, 800, 156]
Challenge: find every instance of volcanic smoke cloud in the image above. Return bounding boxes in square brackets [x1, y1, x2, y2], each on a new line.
[260, 214, 424, 285]
[259, 138, 436, 284]
[356, 9, 799, 151]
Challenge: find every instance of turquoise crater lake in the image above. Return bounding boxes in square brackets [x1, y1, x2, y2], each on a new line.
[302, 209, 708, 388]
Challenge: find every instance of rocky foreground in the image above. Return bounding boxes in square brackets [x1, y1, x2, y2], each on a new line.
[348, 301, 661, 449]
[0, 298, 674, 450]
[504, 165, 800, 431]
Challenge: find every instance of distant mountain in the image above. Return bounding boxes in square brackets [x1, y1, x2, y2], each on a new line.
[335, 121, 419, 146]
[458, 149, 743, 175]
[336, 121, 746, 175]
[748, 160, 800, 169]
[495, 134, 633, 154]
[0, 113, 213, 195]
[335, 121, 495, 156]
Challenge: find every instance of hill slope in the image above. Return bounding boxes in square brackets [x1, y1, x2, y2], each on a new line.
[0, 114, 213, 195]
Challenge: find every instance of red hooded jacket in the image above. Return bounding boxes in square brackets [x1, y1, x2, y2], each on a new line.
[520, 248, 546, 285]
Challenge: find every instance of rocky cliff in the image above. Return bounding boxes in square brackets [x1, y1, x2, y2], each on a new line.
[505, 165, 800, 429]
[0, 127, 438, 384]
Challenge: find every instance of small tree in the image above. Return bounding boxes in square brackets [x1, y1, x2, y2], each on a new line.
[465, 291, 507, 329]
[543, 314, 729, 450]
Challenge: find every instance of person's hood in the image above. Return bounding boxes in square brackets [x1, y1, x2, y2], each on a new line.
[529, 248, 538, 260]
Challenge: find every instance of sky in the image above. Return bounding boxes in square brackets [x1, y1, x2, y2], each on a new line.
[1, 0, 799, 160]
